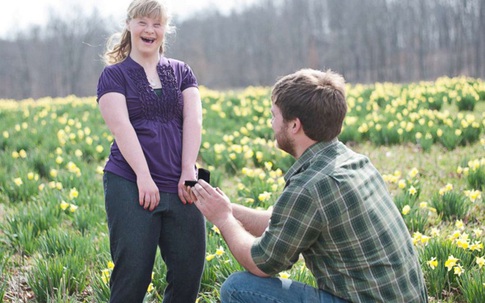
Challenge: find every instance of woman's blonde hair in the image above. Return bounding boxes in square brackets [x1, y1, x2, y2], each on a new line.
[103, 0, 174, 65]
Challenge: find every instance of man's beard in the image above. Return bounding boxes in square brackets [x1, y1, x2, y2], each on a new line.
[275, 124, 296, 157]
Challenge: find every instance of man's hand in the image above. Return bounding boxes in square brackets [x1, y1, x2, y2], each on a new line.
[191, 180, 233, 228]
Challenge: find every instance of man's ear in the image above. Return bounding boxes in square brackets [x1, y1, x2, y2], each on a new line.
[290, 118, 302, 134]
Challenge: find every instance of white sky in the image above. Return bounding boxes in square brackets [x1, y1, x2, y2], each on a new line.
[0, 0, 255, 38]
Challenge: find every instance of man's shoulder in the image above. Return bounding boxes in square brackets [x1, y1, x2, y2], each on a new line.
[289, 144, 374, 193]
[286, 163, 333, 197]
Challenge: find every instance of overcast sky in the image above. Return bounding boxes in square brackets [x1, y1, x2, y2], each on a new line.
[0, 0, 255, 38]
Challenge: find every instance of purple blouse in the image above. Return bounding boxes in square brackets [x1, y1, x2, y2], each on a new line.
[97, 56, 198, 193]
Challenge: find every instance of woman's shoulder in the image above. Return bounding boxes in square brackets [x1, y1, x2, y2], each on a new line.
[161, 56, 190, 68]
[100, 58, 141, 81]
[160, 56, 198, 86]
[105, 57, 135, 71]
[98, 58, 139, 85]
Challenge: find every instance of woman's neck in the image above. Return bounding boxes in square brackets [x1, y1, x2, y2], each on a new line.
[129, 52, 161, 69]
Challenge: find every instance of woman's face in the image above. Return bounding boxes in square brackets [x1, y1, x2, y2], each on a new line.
[127, 16, 165, 57]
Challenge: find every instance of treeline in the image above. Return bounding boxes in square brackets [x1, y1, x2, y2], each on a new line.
[0, 0, 483, 100]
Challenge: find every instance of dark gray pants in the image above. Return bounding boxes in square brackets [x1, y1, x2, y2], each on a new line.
[103, 172, 206, 303]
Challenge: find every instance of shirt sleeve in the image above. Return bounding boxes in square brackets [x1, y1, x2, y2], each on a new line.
[96, 65, 126, 102]
[180, 62, 198, 91]
[162, 57, 198, 91]
[251, 185, 323, 275]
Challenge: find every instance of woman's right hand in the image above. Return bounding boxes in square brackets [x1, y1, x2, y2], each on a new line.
[137, 174, 160, 211]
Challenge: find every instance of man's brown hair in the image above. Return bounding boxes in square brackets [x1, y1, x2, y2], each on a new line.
[272, 69, 347, 142]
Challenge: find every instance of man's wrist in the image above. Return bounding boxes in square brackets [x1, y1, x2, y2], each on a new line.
[216, 215, 236, 232]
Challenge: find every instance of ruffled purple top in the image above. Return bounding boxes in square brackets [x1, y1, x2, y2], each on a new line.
[97, 56, 198, 193]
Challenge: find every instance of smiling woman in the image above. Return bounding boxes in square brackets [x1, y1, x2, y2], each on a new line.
[96, 1, 205, 302]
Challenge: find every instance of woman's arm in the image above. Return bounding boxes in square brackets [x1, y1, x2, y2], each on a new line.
[179, 87, 203, 204]
[98, 92, 160, 211]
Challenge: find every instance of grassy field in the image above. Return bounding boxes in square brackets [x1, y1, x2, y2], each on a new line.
[0, 76, 484, 302]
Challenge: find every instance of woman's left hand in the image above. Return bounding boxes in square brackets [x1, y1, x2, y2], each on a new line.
[178, 170, 197, 204]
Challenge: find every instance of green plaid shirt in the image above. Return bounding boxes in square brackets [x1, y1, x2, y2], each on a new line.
[251, 140, 428, 302]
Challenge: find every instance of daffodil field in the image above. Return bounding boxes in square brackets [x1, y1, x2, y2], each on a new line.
[1, 76, 485, 302]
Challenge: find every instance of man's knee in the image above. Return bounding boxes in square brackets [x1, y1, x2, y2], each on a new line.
[221, 272, 253, 300]
[221, 272, 247, 291]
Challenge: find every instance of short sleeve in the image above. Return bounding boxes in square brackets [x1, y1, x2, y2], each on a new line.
[161, 57, 199, 91]
[180, 63, 198, 91]
[96, 65, 126, 102]
[251, 186, 322, 275]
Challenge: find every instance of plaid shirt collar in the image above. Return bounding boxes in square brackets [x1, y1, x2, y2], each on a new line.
[284, 138, 339, 183]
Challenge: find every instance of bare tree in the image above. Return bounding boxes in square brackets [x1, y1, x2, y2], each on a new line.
[0, 0, 483, 99]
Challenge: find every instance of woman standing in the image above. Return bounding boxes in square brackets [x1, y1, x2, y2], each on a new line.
[96, 0, 205, 302]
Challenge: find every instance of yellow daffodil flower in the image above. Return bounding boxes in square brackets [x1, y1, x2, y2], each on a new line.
[13, 177, 23, 186]
[445, 255, 459, 271]
[60, 200, 70, 210]
[408, 167, 419, 178]
[408, 186, 417, 196]
[101, 269, 111, 284]
[470, 241, 483, 252]
[216, 246, 225, 256]
[427, 257, 438, 269]
[50, 169, 58, 178]
[211, 225, 221, 235]
[419, 201, 428, 209]
[476, 256, 485, 268]
[19, 149, 27, 158]
[258, 191, 271, 202]
[453, 264, 464, 276]
[473, 228, 483, 238]
[96, 166, 104, 175]
[69, 188, 79, 200]
[69, 204, 78, 213]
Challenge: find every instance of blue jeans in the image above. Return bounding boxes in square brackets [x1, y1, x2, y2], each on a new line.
[221, 272, 348, 303]
[103, 172, 206, 303]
